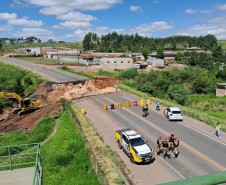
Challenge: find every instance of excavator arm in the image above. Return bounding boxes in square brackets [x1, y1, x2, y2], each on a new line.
[0, 92, 23, 104]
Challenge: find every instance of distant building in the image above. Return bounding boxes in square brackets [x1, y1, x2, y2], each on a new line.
[100, 58, 133, 69]
[127, 53, 144, 60]
[146, 59, 164, 67]
[185, 47, 202, 51]
[76, 41, 83, 43]
[216, 83, 226, 96]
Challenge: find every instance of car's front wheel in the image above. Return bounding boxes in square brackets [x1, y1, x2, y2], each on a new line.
[118, 140, 122, 149]
[130, 154, 135, 164]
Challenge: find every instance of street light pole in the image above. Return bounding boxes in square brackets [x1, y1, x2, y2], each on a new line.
[57, 43, 58, 60]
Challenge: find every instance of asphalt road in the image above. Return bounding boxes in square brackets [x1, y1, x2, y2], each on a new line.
[0, 57, 87, 82]
[88, 92, 226, 180]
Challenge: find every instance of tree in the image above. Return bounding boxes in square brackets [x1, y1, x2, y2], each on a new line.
[120, 68, 138, 79]
[83, 32, 92, 51]
[10, 39, 15, 45]
[142, 48, 149, 60]
[167, 85, 189, 105]
[211, 46, 224, 63]
[0, 41, 2, 50]
[175, 52, 183, 61]
[25, 37, 37, 44]
[47, 39, 55, 43]
[156, 47, 164, 59]
[37, 39, 41, 43]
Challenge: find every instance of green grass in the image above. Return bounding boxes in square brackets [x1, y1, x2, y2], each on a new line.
[0, 116, 56, 171]
[41, 109, 101, 185]
[218, 40, 226, 51]
[117, 83, 226, 132]
[0, 117, 56, 147]
[57, 66, 95, 79]
[0, 54, 3, 56]
[95, 70, 115, 77]
[2, 43, 83, 50]
[0, 61, 47, 108]
[16, 57, 86, 66]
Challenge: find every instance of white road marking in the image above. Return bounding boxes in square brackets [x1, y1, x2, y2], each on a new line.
[158, 156, 186, 180]
[123, 95, 226, 146]
[90, 98, 185, 180]
[123, 96, 134, 102]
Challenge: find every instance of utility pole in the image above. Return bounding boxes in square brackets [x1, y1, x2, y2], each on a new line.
[57, 43, 59, 60]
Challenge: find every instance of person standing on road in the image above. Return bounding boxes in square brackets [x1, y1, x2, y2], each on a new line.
[214, 122, 219, 138]
[156, 101, 160, 111]
[157, 136, 162, 155]
[168, 133, 175, 151]
[145, 104, 149, 116]
[174, 136, 180, 158]
[162, 138, 171, 158]
[142, 105, 147, 117]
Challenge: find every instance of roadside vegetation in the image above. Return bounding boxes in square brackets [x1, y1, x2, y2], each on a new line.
[0, 61, 47, 108]
[42, 107, 100, 185]
[16, 57, 86, 66]
[57, 66, 95, 79]
[0, 101, 101, 184]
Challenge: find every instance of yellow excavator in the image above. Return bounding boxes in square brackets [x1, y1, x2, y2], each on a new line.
[0, 92, 41, 116]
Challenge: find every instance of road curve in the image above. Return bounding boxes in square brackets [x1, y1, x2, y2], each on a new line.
[0, 57, 88, 82]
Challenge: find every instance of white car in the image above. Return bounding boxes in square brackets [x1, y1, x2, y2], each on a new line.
[164, 107, 183, 121]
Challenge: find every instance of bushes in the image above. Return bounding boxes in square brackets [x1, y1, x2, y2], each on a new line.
[58, 67, 95, 79]
[120, 68, 138, 79]
[167, 85, 189, 105]
[0, 62, 46, 108]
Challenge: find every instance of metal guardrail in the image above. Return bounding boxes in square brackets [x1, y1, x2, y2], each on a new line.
[0, 143, 42, 185]
[101, 147, 130, 185]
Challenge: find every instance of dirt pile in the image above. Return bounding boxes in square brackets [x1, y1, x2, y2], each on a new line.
[32, 78, 121, 105]
[0, 78, 120, 133]
[0, 102, 62, 133]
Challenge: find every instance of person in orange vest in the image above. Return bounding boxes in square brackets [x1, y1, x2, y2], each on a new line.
[162, 138, 171, 158]
[174, 136, 180, 158]
[168, 133, 175, 151]
[157, 136, 162, 155]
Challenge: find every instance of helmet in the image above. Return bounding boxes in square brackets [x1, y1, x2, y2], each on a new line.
[175, 137, 178, 139]
[164, 138, 167, 140]
[171, 133, 174, 135]
[159, 136, 162, 139]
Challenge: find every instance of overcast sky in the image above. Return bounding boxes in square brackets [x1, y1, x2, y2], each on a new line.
[1, 0, 226, 42]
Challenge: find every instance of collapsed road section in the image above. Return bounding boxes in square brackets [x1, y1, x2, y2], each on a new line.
[0, 78, 120, 133]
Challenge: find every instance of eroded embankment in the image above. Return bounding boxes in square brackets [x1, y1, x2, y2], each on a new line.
[0, 78, 121, 133]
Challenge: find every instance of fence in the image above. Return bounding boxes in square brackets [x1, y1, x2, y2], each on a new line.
[0, 143, 42, 185]
[66, 103, 129, 185]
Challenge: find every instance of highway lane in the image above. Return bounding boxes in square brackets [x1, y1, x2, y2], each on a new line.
[0, 57, 87, 82]
[89, 92, 226, 179]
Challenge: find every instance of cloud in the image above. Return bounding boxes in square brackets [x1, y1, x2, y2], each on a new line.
[176, 13, 181, 15]
[13, 28, 56, 41]
[0, 13, 17, 20]
[56, 12, 98, 22]
[129, 6, 140, 12]
[22, 16, 29, 19]
[215, 4, 226, 10]
[153, 0, 159, 4]
[10, 0, 29, 8]
[200, 10, 213, 13]
[51, 21, 92, 29]
[39, 7, 73, 15]
[0, 25, 14, 32]
[185, 9, 197, 14]
[129, 21, 174, 37]
[177, 16, 226, 39]
[8, 19, 44, 27]
[22, 0, 122, 11]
